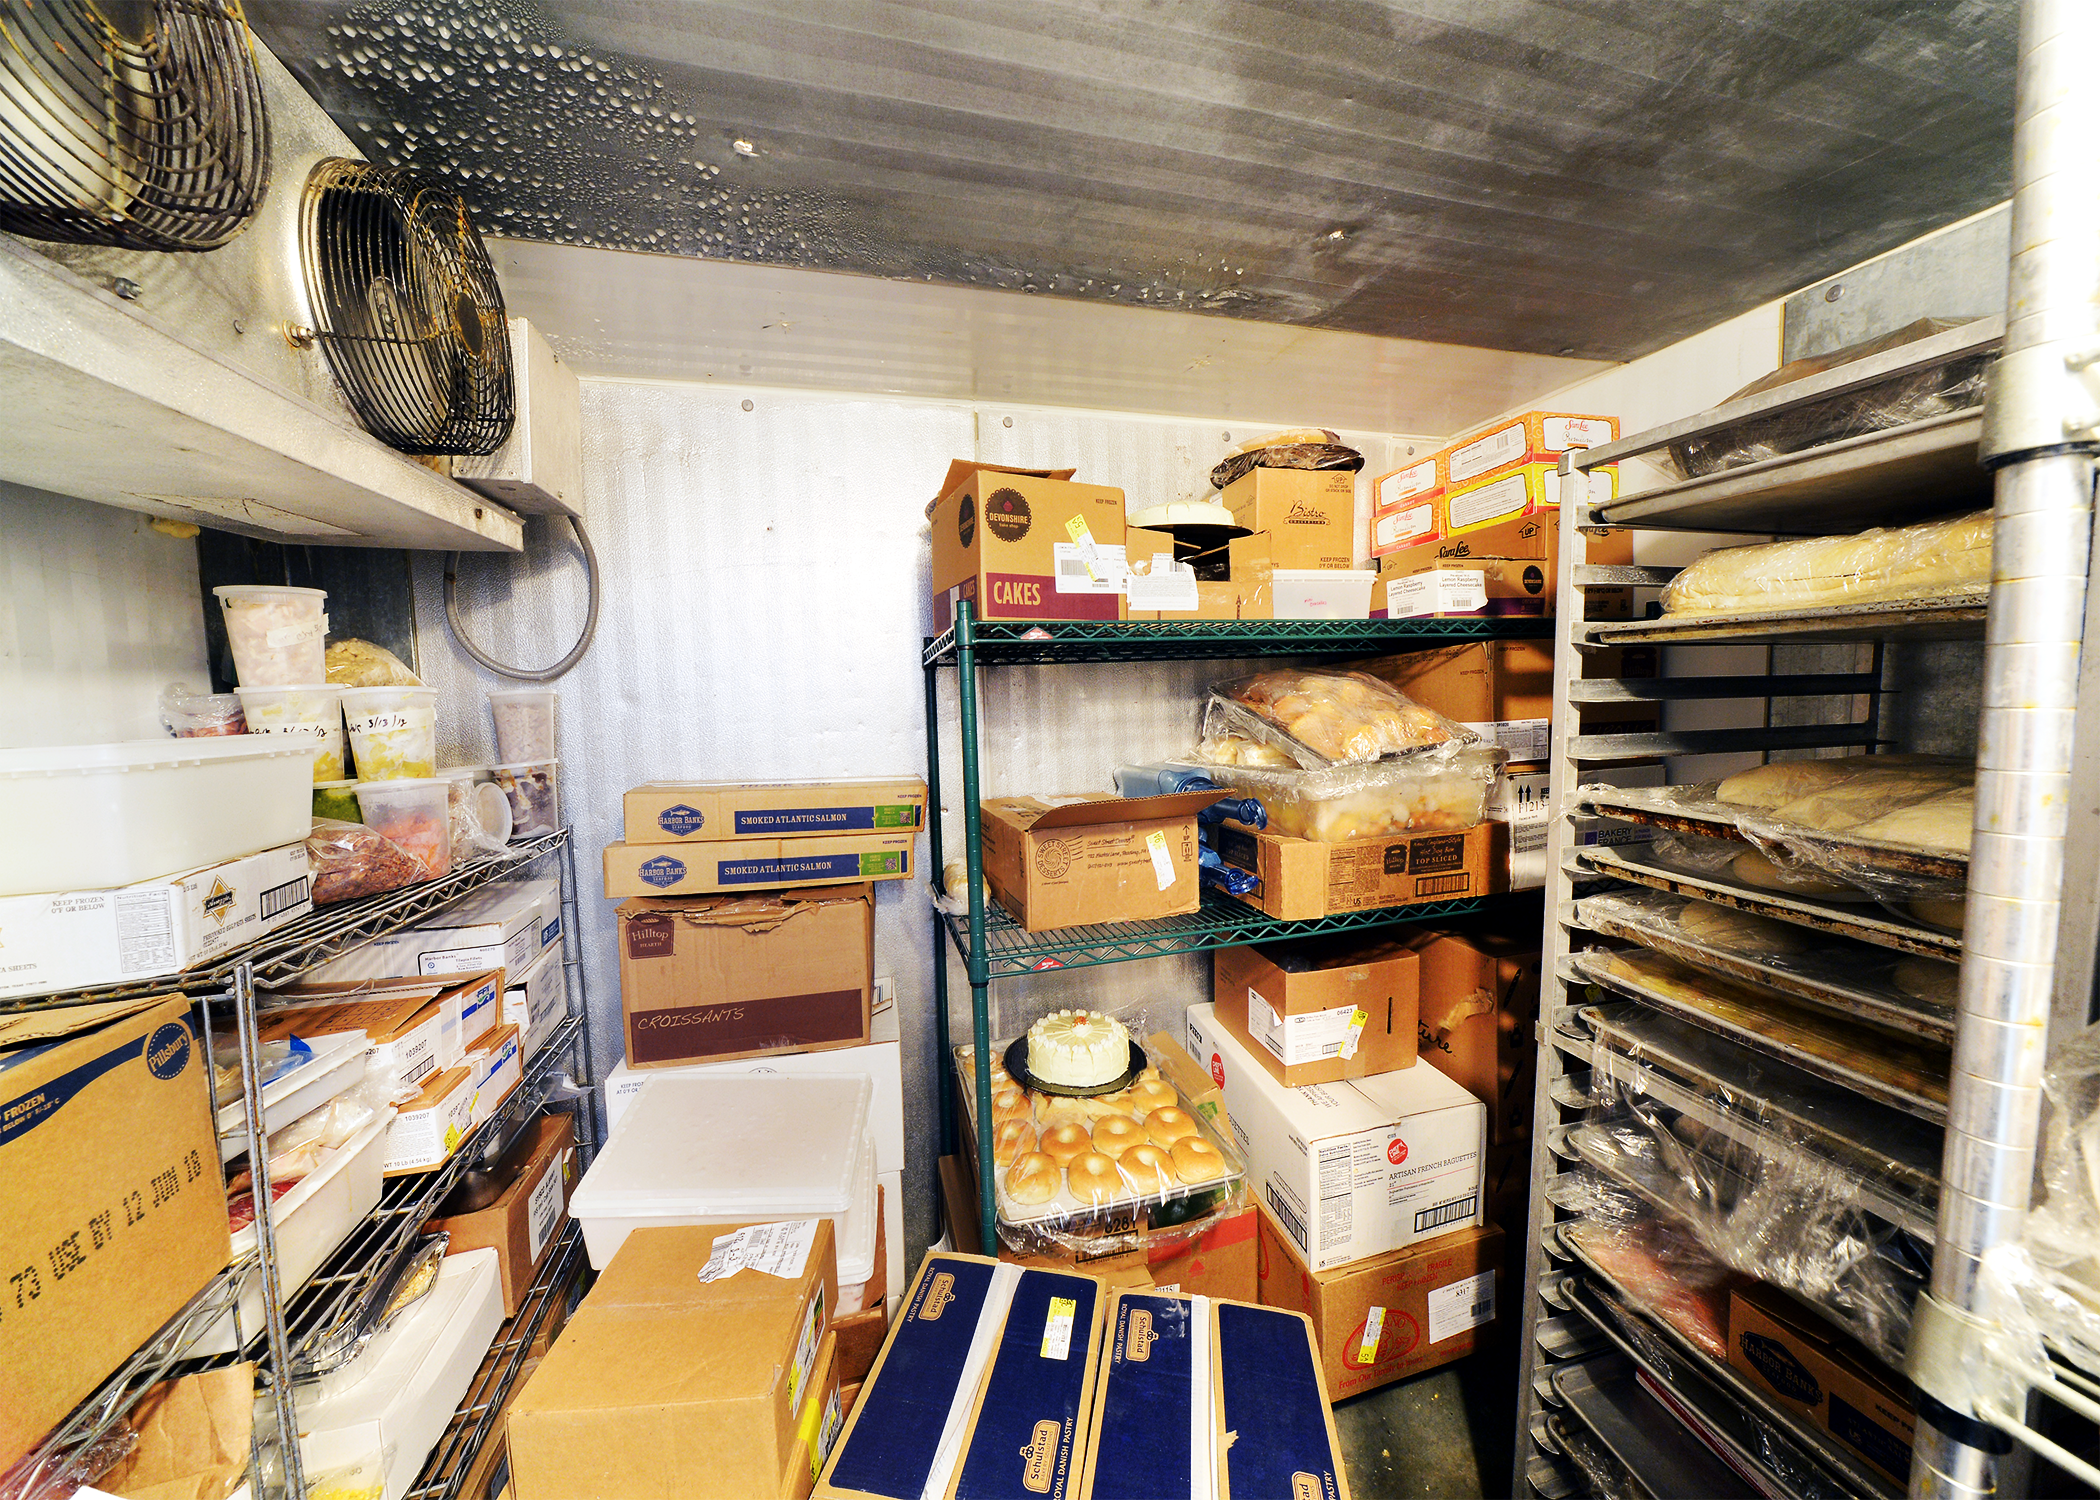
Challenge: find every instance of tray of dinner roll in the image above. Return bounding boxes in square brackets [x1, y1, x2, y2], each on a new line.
[954, 1043, 1245, 1229]
[1574, 889, 1956, 1044]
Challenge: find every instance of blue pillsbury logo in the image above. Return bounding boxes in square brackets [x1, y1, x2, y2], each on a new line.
[658, 804, 706, 836]
[638, 855, 687, 889]
[145, 1021, 193, 1081]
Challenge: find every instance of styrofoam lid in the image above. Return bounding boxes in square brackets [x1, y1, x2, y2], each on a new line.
[573, 1073, 874, 1216]
[837, 1129, 878, 1286]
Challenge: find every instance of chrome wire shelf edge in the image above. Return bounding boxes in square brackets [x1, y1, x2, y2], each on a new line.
[403, 1224, 586, 1500]
[921, 614, 1557, 667]
[1587, 595, 1988, 647]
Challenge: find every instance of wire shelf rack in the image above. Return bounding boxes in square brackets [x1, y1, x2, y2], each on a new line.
[922, 614, 1556, 667]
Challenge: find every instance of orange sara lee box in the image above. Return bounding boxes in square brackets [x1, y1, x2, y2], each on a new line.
[1256, 1204, 1503, 1399]
[928, 460, 1126, 630]
[1442, 410, 1618, 490]
[1218, 467, 1356, 570]
[978, 791, 1216, 931]
[1727, 1283, 1917, 1486]
[614, 885, 872, 1068]
[622, 779, 926, 844]
[603, 833, 914, 898]
[426, 1113, 578, 1316]
[1439, 460, 1619, 539]
[1210, 820, 1505, 922]
[0, 996, 230, 1470]
[1410, 925, 1543, 1146]
[1372, 454, 1438, 518]
[1213, 936, 1419, 1087]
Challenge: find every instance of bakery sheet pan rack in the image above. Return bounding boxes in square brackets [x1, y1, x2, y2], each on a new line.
[1549, 1356, 1760, 1499]
[1585, 594, 1989, 648]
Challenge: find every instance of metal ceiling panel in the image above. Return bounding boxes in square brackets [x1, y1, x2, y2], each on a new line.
[244, 0, 2016, 360]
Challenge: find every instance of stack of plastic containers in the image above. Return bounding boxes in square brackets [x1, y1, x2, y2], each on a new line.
[214, 586, 348, 786]
[488, 688, 560, 839]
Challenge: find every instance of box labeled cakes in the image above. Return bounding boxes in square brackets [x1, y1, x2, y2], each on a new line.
[929, 461, 1127, 630]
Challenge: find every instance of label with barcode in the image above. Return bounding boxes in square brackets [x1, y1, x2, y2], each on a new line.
[1124, 553, 1199, 611]
[1041, 1295, 1077, 1360]
[526, 1149, 570, 1262]
[1266, 1182, 1309, 1252]
[1248, 993, 1366, 1066]
[1144, 829, 1176, 890]
[1427, 1270, 1496, 1343]
[1413, 1195, 1478, 1234]
[1448, 422, 1526, 483]
[1052, 541, 1124, 594]
[259, 876, 309, 920]
[1356, 1306, 1387, 1365]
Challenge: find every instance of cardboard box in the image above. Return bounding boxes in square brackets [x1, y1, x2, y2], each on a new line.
[1439, 459, 1619, 538]
[1727, 1283, 1917, 1486]
[1186, 1001, 1485, 1271]
[95, 1365, 254, 1500]
[1355, 641, 1658, 764]
[603, 834, 913, 898]
[1119, 526, 1271, 621]
[1442, 410, 1618, 490]
[816, 1253, 1106, 1500]
[1256, 1204, 1503, 1399]
[1144, 1030, 1228, 1134]
[506, 941, 568, 1059]
[1213, 935, 1419, 1087]
[1411, 924, 1541, 1146]
[1209, 820, 1505, 923]
[384, 1066, 478, 1175]
[928, 460, 1127, 630]
[1370, 498, 1440, 556]
[258, 986, 449, 1093]
[1375, 510, 1635, 619]
[830, 1186, 889, 1387]
[0, 996, 231, 1467]
[622, 779, 928, 845]
[614, 884, 873, 1069]
[1080, 1290, 1346, 1500]
[0, 843, 310, 1001]
[426, 1114, 578, 1316]
[308, 879, 559, 983]
[978, 792, 1215, 931]
[1219, 467, 1356, 571]
[461, 1353, 540, 1500]
[510, 1220, 840, 1500]
[1372, 454, 1438, 518]
[467, 1023, 523, 1126]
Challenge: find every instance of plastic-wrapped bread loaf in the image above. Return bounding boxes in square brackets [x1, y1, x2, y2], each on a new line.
[1201, 668, 1470, 768]
[1715, 752, 1954, 810]
[1661, 510, 1992, 617]
[1849, 785, 1975, 855]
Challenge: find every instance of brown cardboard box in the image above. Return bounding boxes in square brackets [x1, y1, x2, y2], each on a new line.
[781, 1331, 842, 1500]
[603, 835, 912, 898]
[1355, 641, 1659, 763]
[1410, 924, 1542, 1145]
[1143, 1030, 1228, 1133]
[928, 460, 1126, 629]
[1441, 411, 1618, 490]
[92, 1364, 253, 1500]
[0, 996, 230, 1468]
[1210, 820, 1506, 922]
[622, 779, 927, 844]
[426, 1114, 579, 1316]
[978, 792, 1216, 931]
[614, 885, 873, 1068]
[1374, 510, 1635, 619]
[1118, 526, 1268, 621]
[509, 1220, 840, 1500]
[1255, 1203, 1503, 1400]
[1438, 460, 1620, 538]
[1213, 935, 1419, 1087]
[1728, 1283, 1917, 1486]
[459, 1354, 539, 1500]
[1219, 468, 1356, 571]
[830, 1186, 888, 1387]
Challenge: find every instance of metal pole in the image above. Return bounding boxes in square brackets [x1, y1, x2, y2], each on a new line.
[236, 965, 306, 1499]
[926, 653, 956, 1159]
[955, 602, 999, 1254]
[1908, 2, 2100, 1493]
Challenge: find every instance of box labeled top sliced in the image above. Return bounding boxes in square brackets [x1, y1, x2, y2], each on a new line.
[928, 461, 1126, 630]
[624, 778, 927, 845]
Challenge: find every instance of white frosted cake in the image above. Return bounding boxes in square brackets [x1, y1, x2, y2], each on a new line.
[1026, 1008, 1131, 1089]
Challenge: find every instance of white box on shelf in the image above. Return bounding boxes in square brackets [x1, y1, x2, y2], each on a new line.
[1268, 569, 1377, 620]
[506, 942, 568, 1059]
[307, 878, 560, 983]
[878, 1164, 903, 1320]
[1489, 768, 1553, 891]
[1186, 1002, 1484, 1271]
[215, 1040, 370, 1163]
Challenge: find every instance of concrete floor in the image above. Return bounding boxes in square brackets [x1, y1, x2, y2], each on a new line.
[1333, 1350, 1518, 1499]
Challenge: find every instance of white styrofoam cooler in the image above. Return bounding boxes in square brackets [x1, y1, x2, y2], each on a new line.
[571, 1072, 878, 1281]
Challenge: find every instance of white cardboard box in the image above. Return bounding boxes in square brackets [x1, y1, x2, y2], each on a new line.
[1490, 768, 1553, 891]
[384, 1068, 477, 1174]
[506, 941, 568, 1058]
[1186, 1001, 1485, 1271]
[309, 878, 560, 983]
[468, 1025, 522, 1126]
[0, 842, 311, 1000]
[603, 1001, 904, 1175]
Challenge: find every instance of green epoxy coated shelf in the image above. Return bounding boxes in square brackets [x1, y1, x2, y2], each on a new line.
[922, 614, 1556, 667]
[940, 886, 1528, 977]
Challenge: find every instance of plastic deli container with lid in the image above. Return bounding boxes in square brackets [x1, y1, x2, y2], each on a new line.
[488, 689, 558, 763]
[570, 1072, 878, 1280]
[212, 585, 329, 687]
[492, 760, 559, 839]
[341, 686, 438, 780]
[352, 777, 452, 881]
[0, 738, 317, 897]
[311, 779, 363, 823]
[436, 767, 510, 864]
[236, 684, 348, 781]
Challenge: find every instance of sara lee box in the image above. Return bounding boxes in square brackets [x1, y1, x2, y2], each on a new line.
[603, 833, 914, 897]
[1213, 934, 1420, 1087]
[1375, 510, 1636, 620]
[0, 842, 311, 1000]
[1439, 459, 1619, 538]
[510, 1220, 839, 1500]
[622, 779, 927, 844]
[1256, 1204, 1503, 1399]
[978, 792, 1216, 931]
[426, 1113, 577, 1316]
[1208, 820, 1505, 922]
[1218, 467, 1357, 570]
[1442, 410, 1618, 490]
[817, 1254, 1106, 1500]
[308, 879, 559, 983]
[1080, 1291, 1349, 1500]
[0, 996, 230, 1469]
[928, 460, 1127, 630]
[1727, 1283, 1917, 1486]
[614, 885, 873, 1068]
[1371, 454, 1440, 554]
[1412, 923, 1543, 1146]
[1186, 1002, 1485, 1271]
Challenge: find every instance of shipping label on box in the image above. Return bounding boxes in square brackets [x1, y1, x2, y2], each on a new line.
[623, 779, 928, 845]
[1186, 1003, 1485, 1270]
[427, 1114, 577, 1317]
[928, 461, 1127, 630]
[1219, 468, 1356, 571]
[603, 833, 914, 898]
[1384, 568, 1491, 618]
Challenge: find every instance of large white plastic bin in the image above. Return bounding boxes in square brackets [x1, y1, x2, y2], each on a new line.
[0, 738, 318, 897]
[570, 1072, 878, 1280]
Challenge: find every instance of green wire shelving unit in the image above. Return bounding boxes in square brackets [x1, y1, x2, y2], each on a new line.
[921, 602, 1555, 1251]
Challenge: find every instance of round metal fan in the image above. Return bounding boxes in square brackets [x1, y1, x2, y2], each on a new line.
[300, 158, 515, 456]
[0, 0, 269, 248]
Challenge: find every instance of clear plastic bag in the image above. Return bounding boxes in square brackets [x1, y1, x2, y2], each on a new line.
[1562, 1213, 1739, 1360]
[1201, 668, 1474, 768]
[213, 1035, 312, 1106]
[324, 637, 423, 688]
[294, 1234, 449, 1377]
[1661, 510, 1992, 618]
[158, 681, 246, 737]
[0, 1422, 137, 1499]
[1194, 746, 1503, 841]
[306, 817, 425, 904]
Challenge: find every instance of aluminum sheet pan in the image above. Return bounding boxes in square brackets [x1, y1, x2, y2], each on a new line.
[1549, 1361, 1758, 1500]
[1577, 782, 1968, 884]
[1588, 594, 1987, 647]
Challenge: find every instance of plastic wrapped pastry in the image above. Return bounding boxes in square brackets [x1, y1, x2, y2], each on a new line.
[1661, 511, 1991, 618]
[1194, 747, 1502, 841]
[1201, 669, 1472, 768]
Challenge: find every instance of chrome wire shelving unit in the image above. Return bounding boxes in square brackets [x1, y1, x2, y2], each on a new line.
[3, 830, 598, 1500]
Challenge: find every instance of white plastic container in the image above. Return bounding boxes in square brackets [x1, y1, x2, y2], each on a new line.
[488, 688, 559, 762]
[492, 759, 560, 839]
[213, 585, 329, 686]
[236, 684, 348, 782]
[1268, 568, 1378, 620]
[215, 1040, 370, 1163]
[570, 1072, 878, 1280]
[0, 738, 317, 898]
[475, 780, 513, 844]
[341, 686, 438, 780]
[354, 778, 453, 880]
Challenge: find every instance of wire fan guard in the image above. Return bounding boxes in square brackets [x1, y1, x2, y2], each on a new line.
[0, 0, 269, 248]
[300, 158, 515, 456]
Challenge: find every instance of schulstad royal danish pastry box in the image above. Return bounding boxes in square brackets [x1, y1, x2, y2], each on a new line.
[816, 1252, 1107, 1500]
[929, 461, 1127, 631]
[623, 779, 928, 845]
